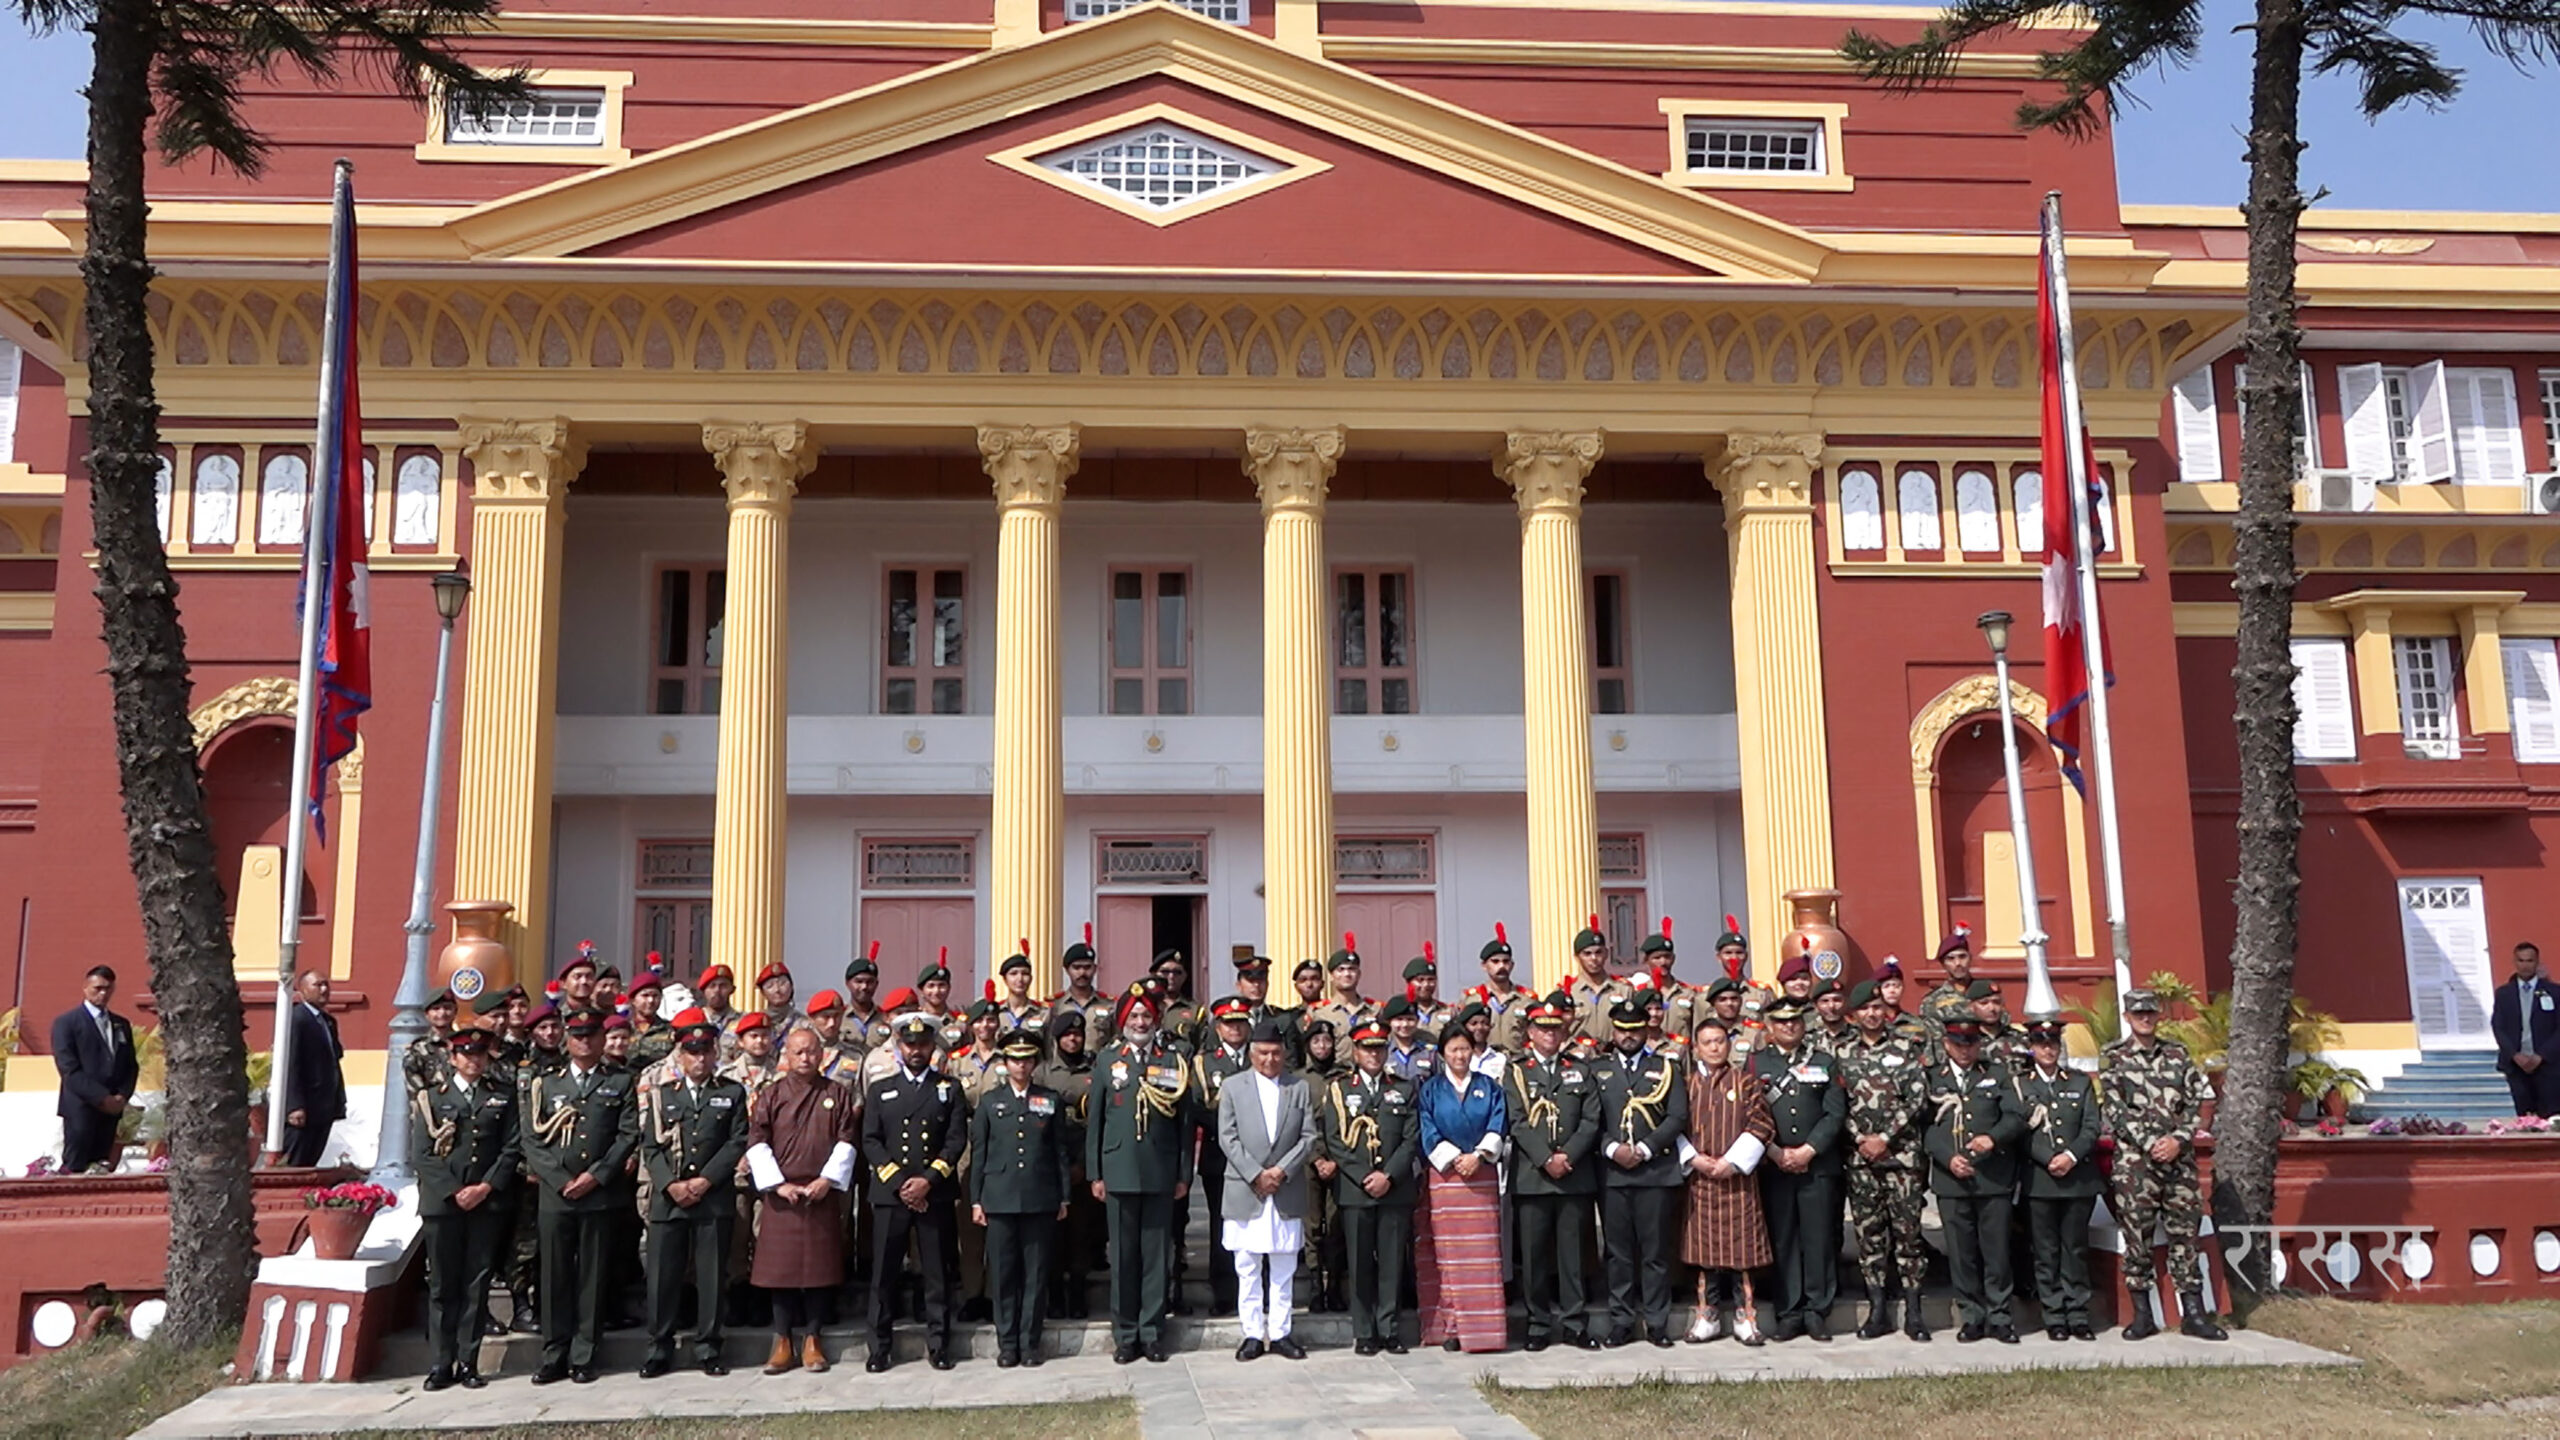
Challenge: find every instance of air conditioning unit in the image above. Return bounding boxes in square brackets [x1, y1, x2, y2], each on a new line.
[2529, 472, 2560, 516]
[2301, 468, 2376, 514]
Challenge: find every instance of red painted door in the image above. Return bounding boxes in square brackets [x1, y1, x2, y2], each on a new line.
[859, 897, 976, 995]
[1335, 892, 1438, 982]
[1095, 894, 1155, 998]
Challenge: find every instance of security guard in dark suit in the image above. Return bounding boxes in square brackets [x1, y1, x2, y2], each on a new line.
[637, 1008, 752, 1378]
[412, 1027, 517, 1391]
[970, 1030, 1073, 1368]
[1089, 984, 1196, 1363]
[2017, 1018, 2104, 1341]
[1506, 998, 1603, 1351]
[1316, 1019, 1419, 1356]
[1749, 997, 1848, 1341]
[519, 1009, 640, 1383]
[861, 1013, 969, 1372]
[1924, 1017, 2029, 1343]
[1594, 996, 1688, 1348]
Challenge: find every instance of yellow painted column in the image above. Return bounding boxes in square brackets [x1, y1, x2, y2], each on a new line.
[1247, 426, 1344, 972]
[1500, 430, 1605, 992]
[453, 418, 586, 968]
[1714, 432, 1835, 976]
[704, 421, 816, 988]
[981, 424, 1080, 996]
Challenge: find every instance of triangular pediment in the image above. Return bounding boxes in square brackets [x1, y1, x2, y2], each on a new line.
[448, 4, 1832, 282]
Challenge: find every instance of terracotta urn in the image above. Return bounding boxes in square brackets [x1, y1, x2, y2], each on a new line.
[1783, 888, 1855, 987]
[437, 901, 516, 1011]
[306, 1205, 370, 1261]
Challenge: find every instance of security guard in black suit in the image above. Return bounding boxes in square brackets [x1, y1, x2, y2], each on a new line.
[1749, 996, 1848, 1341]
[2018, 1018, 2104, 1341]
[970, 1030, 1074, 1368]
[1316, 1019, 1419, 1355]
[1506, 997, 1603, 1351]
[1089, 984, 1196, 1364]
[1594, 996, 1688, 1348]
[637, 1008, 752, 1378]
[412, 1027, 517, 1391]
[518, 1009, 640, 1383]
[1924, 1017, 2029, 1343]
[861, 1013, 970, 1372]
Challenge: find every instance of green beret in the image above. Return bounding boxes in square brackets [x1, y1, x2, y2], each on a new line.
[1846, 980, 1882, 1010]
[1403, 955, 1436, 981]
[1964, 978, 1999, 1001]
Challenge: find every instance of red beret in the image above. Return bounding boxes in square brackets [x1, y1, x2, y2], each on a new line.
[733, 1012, 770, 1034]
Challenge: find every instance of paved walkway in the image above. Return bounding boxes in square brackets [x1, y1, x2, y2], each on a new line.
[138, 1328, 2343, 1440]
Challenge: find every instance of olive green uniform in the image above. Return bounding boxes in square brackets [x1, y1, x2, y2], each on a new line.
[1317, 1067, 1419, 1347]
[518, 1064, 641, 1372]
[636, 1070, 751, 1367]
[412, 1073, 517, 1375]
[2018, 1063, 2104, 1331]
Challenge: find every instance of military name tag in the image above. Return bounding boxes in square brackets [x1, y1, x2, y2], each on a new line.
[938, 1082, 952, 1101]
[1385, 1092, 1408, 1109]
[880, 1089, 899, 1101]
[1882, 1055, 1904, 1067]
[1030, 1095, 1055, 1116]
[1791, 1065, 1825, 1085]
[710, 1096, 733, 1109]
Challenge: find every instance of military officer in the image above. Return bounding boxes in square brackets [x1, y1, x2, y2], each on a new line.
[1702, 978, 1761, 1058]
[1038, 1013, 1100, 1319]
[1749, 996, 1847, 1341]
[404, 990, 460, 1094]
[838, 952, 896, 1059]
[951, 999, 1008, 1101]
[1967, 980, 2031, 1074]
[971, 1030, 1074, 1368]
[1710, 914, 1774, 1020]
[1632, 920, 1698, 1040]
[1399, 953, 1455, 1042]
[1194, 997, 1257, 1315]
[1149, 949, 1205, 1055]
[470, 989, 538, 1334]
[1923, 1017, 2026, 1344]
[1465, 925, 1534, 1055]
[1594, 996, 1688, 1348]
[861, 1013, 970, 1371]
[636, 1009, 751, 1378]
[806, 990, 864, 1087]
[2102, 989, 2228, 1341]
[1919, 925, 1978, 1035]
[1808, 979, 1854, 1056]
[1048, 931, 1111, 1051]
[625, 968, 677, 1076]
[412, 1027, 517, 1390]
[1506, 998, 1602, 1351]
[519, 1009, 641, 1383]
[1308, 942, 1375, 1048]
[995, 950, 1049, 1034]
[1838, 980, 1931, 1341]
[2018, 1017, 2103, 1342]
[721, 1011, 780, 1094]
[1874, 959, 1933, 1047]
[1317, 1020, 1419, 1355]
[1566, 921, 1626, 1053]
[1089, 984, 1194, 1363]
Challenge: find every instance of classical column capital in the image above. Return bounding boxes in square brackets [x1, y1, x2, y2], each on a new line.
[703, 420, 818, 509]
[979, 423, 1081, 511]
[1713, 431, 1825, 515]
[458, 418, 586, 504]
[1497, 429, 1604, 517]
[1243, 426, 1344, 515]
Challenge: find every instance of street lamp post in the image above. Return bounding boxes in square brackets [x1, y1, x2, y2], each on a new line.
[371, 566, 470, 1187]
[1977, 610, 2062, 1021]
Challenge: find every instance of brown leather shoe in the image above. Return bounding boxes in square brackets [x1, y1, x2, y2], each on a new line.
[763, 1337, 798, 1375]
[800, 1335, 829, 1373]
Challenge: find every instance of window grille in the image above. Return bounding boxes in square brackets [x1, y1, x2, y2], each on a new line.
[447, 88, 607, 146]
[863, 839, 975, 890]
[1038, 124, 1273, 212]
[1098, 836, 1209, 886]
[2393, 634, 2460, 760]
[1336, 835, 1434, 886]
[1066, 0, 1247, 23]
[1598, 833, 1646, 882]
[638, 840, 715, 891]
[1684, 119, 1824, 175]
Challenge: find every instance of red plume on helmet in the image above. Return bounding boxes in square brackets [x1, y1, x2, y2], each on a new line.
[644, 951, 664, 976]
[1587, 914, 1600, 931]
[1662, 915, 1674, 940]
[1424, 941, 1435, 964]
[984, 979, 997, 1003]
[1344, 931, 1356, 952]
[1494, 921, 1507, 945]
[1084, 921, 1094, 944]
[867, 939, 880, 962]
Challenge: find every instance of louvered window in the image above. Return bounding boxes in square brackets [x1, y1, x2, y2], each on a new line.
[2289, 638, 2356, 762]
[2393, 634, 2461, 760]
[2502, 638, 2560, 763]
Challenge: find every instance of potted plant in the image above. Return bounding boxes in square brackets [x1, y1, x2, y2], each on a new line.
[2288, 1058, 2369, 1122]
[302, 1180, 396, 1260]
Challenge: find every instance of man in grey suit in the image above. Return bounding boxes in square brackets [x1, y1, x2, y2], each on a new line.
[1216, 1018, 1319, 1361]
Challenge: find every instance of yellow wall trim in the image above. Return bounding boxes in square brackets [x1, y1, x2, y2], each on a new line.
[0, 464, 65, 497]
[490, 11, 994, 49]
[983, 101, 1333, 227]
[1322, 0, 2085, 24]
[2331, 1022, 2422, 1052]
[1656, 98, 1854, 193]
[0, 593, 54, 631]
[2125, 203, 2560, 235]
[0, 160, 84, 183]
[1327, 35, 2042, 79]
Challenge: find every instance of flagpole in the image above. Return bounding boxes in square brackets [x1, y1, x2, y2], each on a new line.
[2041, 190, 2135, 1001]
[262, 158, 355, 1163]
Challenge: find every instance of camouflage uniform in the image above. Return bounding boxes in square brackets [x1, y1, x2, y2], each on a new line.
[403, 1033, 454, 1095]
[1837, 1029, 1930, 1313]
[2100, 1034, 2210, 1302]
[1919, 982, 1972, 1035]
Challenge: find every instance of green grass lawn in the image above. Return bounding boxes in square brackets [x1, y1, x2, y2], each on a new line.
[307, 1399, 1143, 1440]
[1486, 1297, 2560, 1439]
[0, 1336, 232, 1440]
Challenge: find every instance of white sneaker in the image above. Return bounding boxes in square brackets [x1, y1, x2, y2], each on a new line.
[1686, 1311, 1718, 1343]
[1734, 1312, 1765, 1348]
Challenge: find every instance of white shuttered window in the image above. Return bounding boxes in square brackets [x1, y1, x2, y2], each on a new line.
[2290, 638, 2357, 762]
[1954, 470, 2001, 554]
[2338, 362, 2396, 481]
[1838, 468, 1883, 551]
[0, 338, 19, 465]
[2502, 637, 2560, 763]
[2170, 368, 2222, 481]
[1895, 468, 1941, 551]
[2393, 634, 2461, 759]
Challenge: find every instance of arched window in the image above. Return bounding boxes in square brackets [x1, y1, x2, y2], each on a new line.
[1896, 468, 1942, 552]
[1954, 469, 2000, 554]
[360, 456, 376, 543]
[394, 454, 442, 546]
[2013, 470, 2044, 556]
[1838, 468, 1884, 551]
[257, 453, 308, 546]
[191, 453, 241, 547]
[2092, 470, 2117, 553]
[154, 456, 174, 543]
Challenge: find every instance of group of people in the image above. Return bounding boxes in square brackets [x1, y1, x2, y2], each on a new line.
[395, 917, 2228, 1389]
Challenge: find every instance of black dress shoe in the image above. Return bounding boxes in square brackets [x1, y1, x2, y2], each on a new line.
[998, 1351, 1021, 1369]
[1906, 1317, 1933, 1343]
[1805, 1316, 1831, 1342]
[1354, 1338, 1380, 1356]
[867, 1351, 893, 1373]
[1145, 1342, 1169, 1363]
[703, 1360, 730, 1376]
[531, 1363, 569, 1386]
[929, 1350, 956, 1371]
[2047, 1326, 2069, 1343]
[1024, 1350, 1045, 1368]
[2070, 1322, 2097, 1342]
[570, 1366, 599, 1384]
[456, 1366, 486, 1390]
[1236, 1339, 1266, 1361]
[638, 1355, 671, 1380]
[1991, 1325, 2019, 1345]
[1604, 1331, 1634, 1349]
[1444, 1337, 1463, 1352]
[1270, 1337, 1306, 1361]
[1649, 1334, 1674, 1349]
[480, 1317, 507, 1339]
[1113, 1342, 1141, 1365]
[422, 1366, 453, 1393]
[2123, 1312, 2160, 1341]
[1956, 1322, 1986, 1343]
[1524, 1337, 1550, 1353]
[1570, 1334, 1603, 1351]
[1384, 1339, 1408, 1355]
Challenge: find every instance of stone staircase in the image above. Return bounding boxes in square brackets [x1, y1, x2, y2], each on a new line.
[2358, 1050, 2517, 1124]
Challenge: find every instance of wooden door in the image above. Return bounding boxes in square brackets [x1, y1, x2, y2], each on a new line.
[2400, 878, 2494, 1049]
[635, 898, 713, 981]
[1095, 893, 1156, 998]
[1336, 892, 1438, 981]
[860, 896, 976, 994]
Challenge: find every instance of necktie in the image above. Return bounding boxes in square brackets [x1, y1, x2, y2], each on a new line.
[97, 1010, 113, 1051]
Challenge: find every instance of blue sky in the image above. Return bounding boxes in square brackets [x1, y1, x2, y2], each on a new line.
[1, 1, 2553, 212]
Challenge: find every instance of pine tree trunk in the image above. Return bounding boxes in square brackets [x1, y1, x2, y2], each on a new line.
[2213, 0, 2311, 1301]
[81, 0, 258, 1350]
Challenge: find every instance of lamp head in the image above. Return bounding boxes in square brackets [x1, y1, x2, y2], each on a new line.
[1976, 609, 2013, 658]
[432, 566, 472, 622]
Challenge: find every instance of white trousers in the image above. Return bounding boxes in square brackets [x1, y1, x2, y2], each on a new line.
[1234, 1248, 1298, 1341]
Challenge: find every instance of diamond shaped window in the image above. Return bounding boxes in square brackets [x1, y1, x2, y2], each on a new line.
[1037, 124, 1280, 215]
